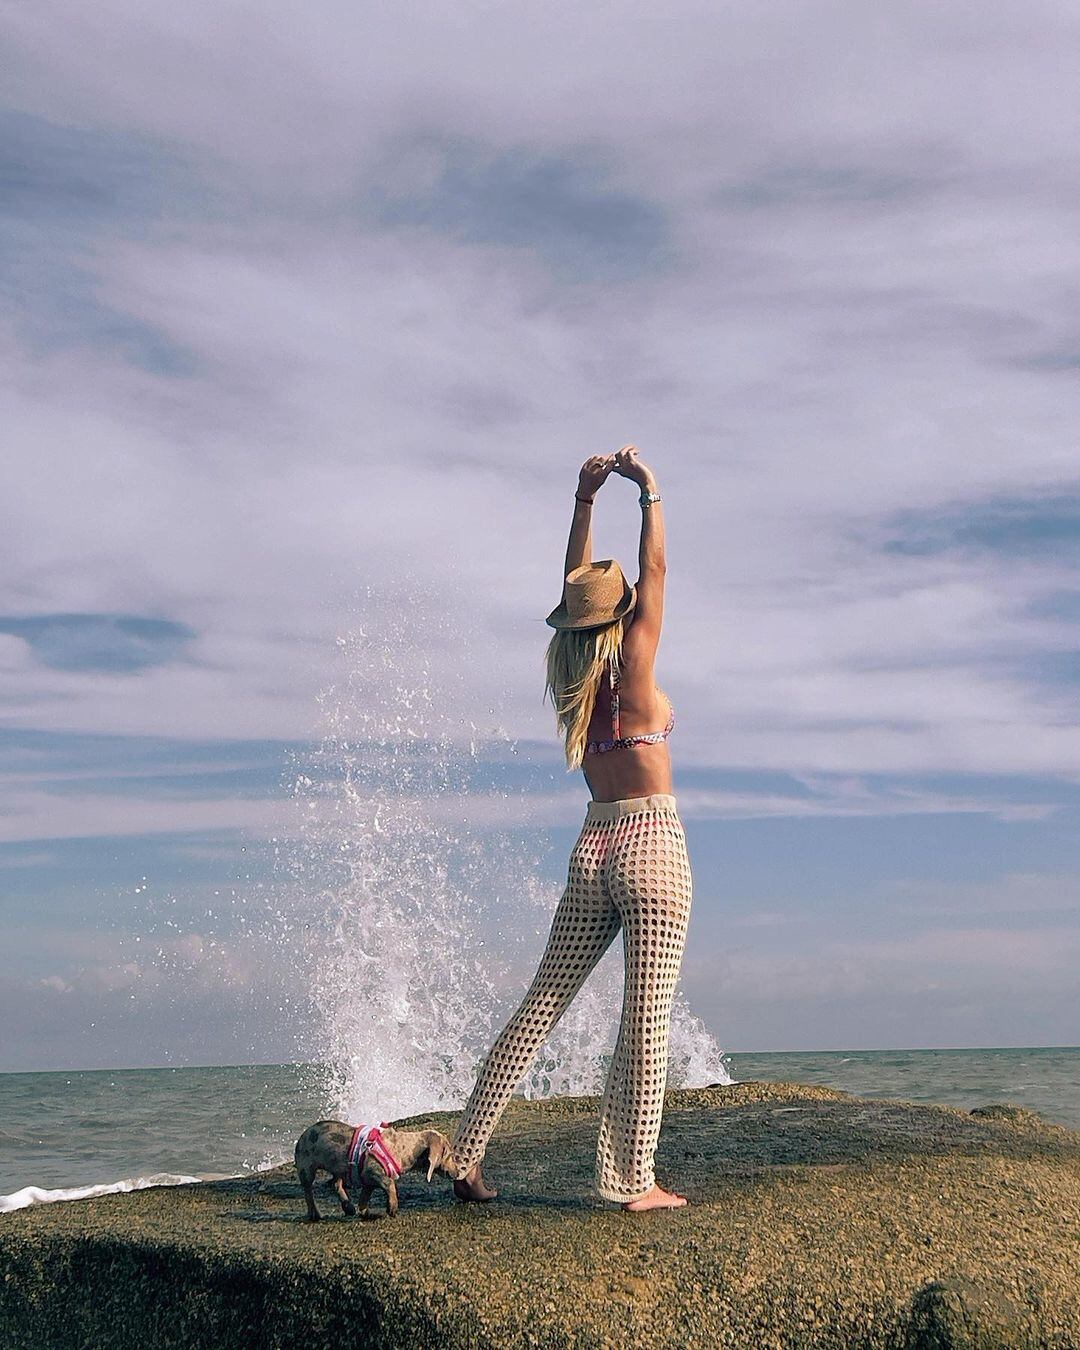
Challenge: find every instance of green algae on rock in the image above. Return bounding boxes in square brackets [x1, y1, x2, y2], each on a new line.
[2, 1082, 1078, 1348]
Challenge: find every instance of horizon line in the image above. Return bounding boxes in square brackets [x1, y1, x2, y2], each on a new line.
[3, 1044, 1078, 1076]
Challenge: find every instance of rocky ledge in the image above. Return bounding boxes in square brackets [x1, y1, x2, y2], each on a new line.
[1, 1081, 1078, 1348]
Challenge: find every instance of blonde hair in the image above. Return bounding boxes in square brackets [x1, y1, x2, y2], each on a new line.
[543, 618, 625, 771]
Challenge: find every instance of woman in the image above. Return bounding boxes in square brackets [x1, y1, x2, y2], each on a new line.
[451, 445, 692, 1212]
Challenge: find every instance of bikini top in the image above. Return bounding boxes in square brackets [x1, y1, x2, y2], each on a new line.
[584, 660, 676, 755]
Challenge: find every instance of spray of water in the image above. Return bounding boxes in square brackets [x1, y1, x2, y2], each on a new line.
[281, 600, 730, 1124]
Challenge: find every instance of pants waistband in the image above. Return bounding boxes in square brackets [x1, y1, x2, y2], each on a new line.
[585, 793, 678, 821]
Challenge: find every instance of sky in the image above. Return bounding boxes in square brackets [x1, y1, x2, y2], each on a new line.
[2, 0, 1079, 1071]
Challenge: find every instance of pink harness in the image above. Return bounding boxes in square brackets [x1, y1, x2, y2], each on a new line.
[347, 1122, 402, 1186]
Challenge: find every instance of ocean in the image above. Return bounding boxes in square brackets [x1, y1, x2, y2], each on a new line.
[1, 1046, 1076, 1210]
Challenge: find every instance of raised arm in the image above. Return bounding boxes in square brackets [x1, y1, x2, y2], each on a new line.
[613, 446, 665, 660]
[563, 454, 615, 576]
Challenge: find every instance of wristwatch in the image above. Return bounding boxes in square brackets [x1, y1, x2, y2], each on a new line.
[639, 490, 662, 507]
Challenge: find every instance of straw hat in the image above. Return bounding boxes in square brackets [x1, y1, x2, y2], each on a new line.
[545, 560, 637, 630]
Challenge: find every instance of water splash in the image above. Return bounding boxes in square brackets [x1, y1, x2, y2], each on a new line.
[281, 602, 730, 1124]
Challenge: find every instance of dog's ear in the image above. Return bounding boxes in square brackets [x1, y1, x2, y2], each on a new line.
[425, 1131, 451, 1182]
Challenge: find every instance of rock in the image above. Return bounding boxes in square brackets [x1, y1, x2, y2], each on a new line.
[1, 1081, 1078, 1349]
[906, 1275, 1039, 1349]
[968, 1104, 1043, 1127]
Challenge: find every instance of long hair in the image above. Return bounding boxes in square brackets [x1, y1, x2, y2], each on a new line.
[543, 617, 625, 771]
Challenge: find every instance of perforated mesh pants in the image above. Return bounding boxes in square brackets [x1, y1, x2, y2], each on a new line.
[450, 793, 693, 1203]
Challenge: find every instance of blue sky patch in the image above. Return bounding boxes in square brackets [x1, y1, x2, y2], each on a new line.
[876, 489, 1080, 557]
[0, 615, 196, 673]
[0, 107, 203, 374]
[0, 108, 180, 224]
[370, 137, 670, 282]
[1028, 650, 1080, 683]
[23, 273, 199, 376]
[1025, 589, 1080, 622]
[1015, 351, 1080, 373]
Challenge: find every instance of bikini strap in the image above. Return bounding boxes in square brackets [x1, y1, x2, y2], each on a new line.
[610, 659, 621, 740]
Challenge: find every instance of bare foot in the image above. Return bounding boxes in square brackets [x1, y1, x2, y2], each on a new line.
[622, 1184, 688, 1212]
[453, 1163, 498, 1201]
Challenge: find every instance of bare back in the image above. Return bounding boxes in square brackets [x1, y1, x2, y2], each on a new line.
[581, 617, 674, 802]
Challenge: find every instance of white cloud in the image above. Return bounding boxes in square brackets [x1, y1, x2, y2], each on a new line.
[878, 870, 1080, 916]
[0, 848, 58, 868]
[0, 773, 1062, 846]
[3, 0, 1080, 1063]
[679, 857, 1080, 1048]
[0, 788, 293, 843]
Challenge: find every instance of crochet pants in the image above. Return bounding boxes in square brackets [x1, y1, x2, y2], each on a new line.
[451, 793, 693, 1202]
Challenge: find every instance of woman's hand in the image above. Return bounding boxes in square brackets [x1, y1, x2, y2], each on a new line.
[578, 454, 615, 498]
[612, 444, 656, 489]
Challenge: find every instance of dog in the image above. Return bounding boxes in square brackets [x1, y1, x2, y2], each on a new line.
[294, 1119, 457, 1220]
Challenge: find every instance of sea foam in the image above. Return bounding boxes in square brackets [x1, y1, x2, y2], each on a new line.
[0, 1172, 202, 1212]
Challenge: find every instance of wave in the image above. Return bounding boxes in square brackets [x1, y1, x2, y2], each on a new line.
[279, 621, 731, 1125]
[0, 1172, 203, 1213]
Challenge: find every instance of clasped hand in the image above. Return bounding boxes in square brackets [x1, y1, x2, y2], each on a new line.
[578, 445, 651, 496]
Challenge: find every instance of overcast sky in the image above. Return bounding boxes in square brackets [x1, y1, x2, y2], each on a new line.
[2, 0, 1079, 1072]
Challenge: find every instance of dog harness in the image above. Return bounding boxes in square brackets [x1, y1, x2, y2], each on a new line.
[585, 659, 675, 755]
[347, 1122, 402, 1187]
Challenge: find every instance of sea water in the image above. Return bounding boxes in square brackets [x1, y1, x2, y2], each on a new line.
[2, 1048, 1077, 1205]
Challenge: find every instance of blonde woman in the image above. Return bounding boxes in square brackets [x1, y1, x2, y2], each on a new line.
[451, 445, 691, 1211]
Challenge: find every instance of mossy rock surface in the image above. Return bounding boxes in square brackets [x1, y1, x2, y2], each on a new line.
[2, 1081, 1078, 1348]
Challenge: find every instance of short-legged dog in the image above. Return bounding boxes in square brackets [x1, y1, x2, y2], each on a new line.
[294, 1120, 457, 1220]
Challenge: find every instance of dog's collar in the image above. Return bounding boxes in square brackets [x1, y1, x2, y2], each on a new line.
[347, 1122, 402, 1185]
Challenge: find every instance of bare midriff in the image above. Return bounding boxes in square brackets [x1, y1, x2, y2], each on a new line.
[582, 741, 674, 802]
[581, 688, 675, 802]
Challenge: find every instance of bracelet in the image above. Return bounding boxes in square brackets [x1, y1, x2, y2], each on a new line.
[575, 493, 594, 504]
[639, 490, 662, 507]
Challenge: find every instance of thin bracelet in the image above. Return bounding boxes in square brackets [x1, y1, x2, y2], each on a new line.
[575, 493, 594, 504]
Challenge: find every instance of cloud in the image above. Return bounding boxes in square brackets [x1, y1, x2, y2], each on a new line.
[0, 848, 57, 869]
[3, 0, 1080, 1062]
[727, 166, 938, 210]
[0, 769, 1064, 845]
[683, 934, 1076, 1035]
[0, 946, 314, 1071]
[681, 912, 1080, 1049]
[877, 870, 1080, 918]
[0, 787, 292, 843]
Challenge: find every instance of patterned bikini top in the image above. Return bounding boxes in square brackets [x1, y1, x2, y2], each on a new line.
[584, 660, 676, 756]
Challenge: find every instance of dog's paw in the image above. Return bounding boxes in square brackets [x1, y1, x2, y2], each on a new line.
[342, 1201, 357, 1217]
